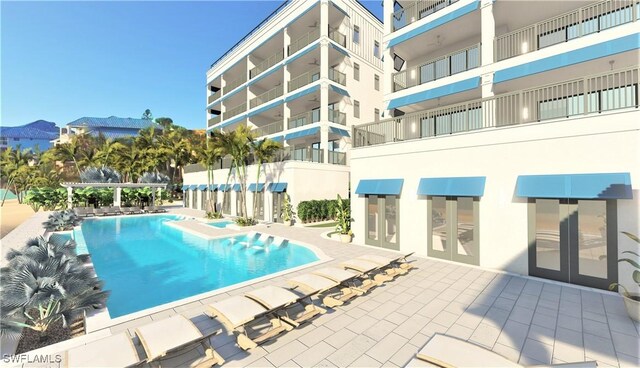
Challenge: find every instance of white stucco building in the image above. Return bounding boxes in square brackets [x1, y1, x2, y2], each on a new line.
[183, 0, 383, 222]
[350, 0, 639, 292]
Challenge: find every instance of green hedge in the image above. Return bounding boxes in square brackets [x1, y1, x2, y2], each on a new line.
[297, 198, 349, 223]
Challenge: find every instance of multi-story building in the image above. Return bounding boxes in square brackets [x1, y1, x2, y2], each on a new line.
[182, 0, 384, 222]
[0, 120, 59, 151]
[350, 0, 639, 291]
[54, 116, 158, 144]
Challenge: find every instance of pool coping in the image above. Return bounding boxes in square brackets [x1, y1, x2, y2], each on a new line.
[80, 215, 332, 333]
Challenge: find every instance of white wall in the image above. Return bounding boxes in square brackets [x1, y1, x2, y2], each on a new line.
[350, 109, 640, 289]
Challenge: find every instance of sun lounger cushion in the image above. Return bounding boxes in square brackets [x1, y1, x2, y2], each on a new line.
[341, 259, 380, 273]
[65, 333, 140, 367]
[135, 315, 205, 362]
[208, 296, 268, 329]
[416, 334, 521, 367]
[288, 274, 338, 292]
[313, 267, 360, 283]
[245, 286, 301, 309]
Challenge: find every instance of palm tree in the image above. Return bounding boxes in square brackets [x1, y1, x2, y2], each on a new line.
[54, 138, 82, 177]
[210, 129, 236, 215]
[198, 137, 223, 213]
[250, 138, 281, 218]
[1, 147, 35, 204]
[95, 139, 126, 166]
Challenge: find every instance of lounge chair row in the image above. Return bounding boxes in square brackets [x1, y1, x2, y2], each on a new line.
[207, 252, 414, 350]
[74, 206, 166, 217]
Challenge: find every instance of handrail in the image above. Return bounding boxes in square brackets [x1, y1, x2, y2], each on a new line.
[250, 85, 284, 109]
[328, 151, 347, 165]
[288, 28, 321, 56]
[207, 115, 221, 128]
[275, 146, 324, 163]
[252, 120, 284, 136]
[289, 110, 320, 128]
[328, 110, 347, 125]
[223, 75, 247, 94]
[328, 28, 347, 47]
[392, 0, 460, 31]
[329, 68, 347, 86]
[355, 66, 639, 148]
[250, 49, 285, 79]
[288, 68, 320, 92]
[223, 102, 247, 120]
[208, 90, 222, 104]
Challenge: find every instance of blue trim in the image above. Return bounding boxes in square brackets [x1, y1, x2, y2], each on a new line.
[285, 43, 319, 65]
[268, 182, 288, 192]
[329, 126, 350, 137]
[232, 184, 241, 192]
[388, 1, 479, 48]
[285, 126, 320, 140]
[285, 84, 320, 103]
[285, 2, 318, 28]
[247, 64, 283, 87]
[188, 185, 197, 190]
[270, 135, 284, 142]
[210, 184, 218, 191]
[181, 185, 189, 190]
[248, 183, 266, 192]
[214, 114, 247, 129]
[331, 1, 350, 18]
[218, 184, 231, 192]
[417, 176, 486, 197]
[387, 77, 480, 109]
[355, 179, 404, 195]
[495, 34, 640, 83]
[330, 84, 350, 97]
[197, 184, 208, 191]
[249, 99, 284, 117]
[330, 43, 350, 57]
[516, 173, 633, 199]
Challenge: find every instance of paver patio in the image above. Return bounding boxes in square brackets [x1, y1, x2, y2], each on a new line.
[3, 208, 639, 367]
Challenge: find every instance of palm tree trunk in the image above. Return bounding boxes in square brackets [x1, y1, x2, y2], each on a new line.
[253, 160, 262, 219]
[1, 175, 15, 207]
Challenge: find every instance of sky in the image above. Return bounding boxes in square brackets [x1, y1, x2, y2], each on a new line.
[1, 0, 383, 129]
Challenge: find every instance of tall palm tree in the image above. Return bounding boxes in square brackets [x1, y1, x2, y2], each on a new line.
[54, 138, 82, 177]
[198, 137, 223, 213]
[210, 129, 236, 214]
[227, 126, 254, 218]
[95, 138, 126, 166]
[250, 138, 281, 218]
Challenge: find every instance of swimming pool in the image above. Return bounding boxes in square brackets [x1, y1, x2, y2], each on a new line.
[207, 220, 233, 228]
[80, 215, 319, 318]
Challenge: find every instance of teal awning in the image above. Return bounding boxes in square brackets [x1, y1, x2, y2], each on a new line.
[209, 184, 218, 191]
[329, 126, 350, 137]
[516, 173, 632, 199]
[417, 177, 486, 197]
[197, 184, 208, 190]
[268, 182, 288, 192]
[285, 84, 320, 103]
[188, 185, 197, 190]
[330, 43, 350, 57]
[181, 185, 189, 190]
[270, 135, 284, 142]
[248, 183, 265, 192]
[218, 184, 231, 192]
[355, 179, 404, 195]
[285, 126, 320, 140]
[330, 85, 350, 97]
[232, 184, 241, 192]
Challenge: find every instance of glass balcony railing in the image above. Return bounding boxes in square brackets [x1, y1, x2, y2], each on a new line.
[275, 146, 324, 163]
[328, 28, 347, 47]
[355, 66, 639, 147]
[329, 68, 347, 86]
[288, 69, 320, 92]
[328, 151, 347, 165]
[250, 85, 284, 109]
[288, 110, 320, 129]
[393, 43, 480, 92]
[252, 120, 284, 137]
[223, 102, 247, 120]
[328, 110, 347, 125]
[249, 49, 285, 79]
[223, 75, 246, 94]
[392, 0, 460, 31]
[495, 0, 639, 61]
[288, 28, 321, 56]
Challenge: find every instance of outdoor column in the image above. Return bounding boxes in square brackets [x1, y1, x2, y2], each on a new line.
[480, 0, 495, 66]
[283, 27, 291, 134]
[320, 0, 329, 38]
[151, 189, 156, 207]
[383, 0, 394, 98]
[320, 81, 329, 164]
[67, 187, 73, 209]
[114, 187, 122, 207]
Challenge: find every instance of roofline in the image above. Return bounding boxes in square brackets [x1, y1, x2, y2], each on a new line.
[355, 0, 383, 25]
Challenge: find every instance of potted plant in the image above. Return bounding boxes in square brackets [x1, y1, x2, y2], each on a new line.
[334, 194, 352, 243]
[282, 193, 294, 226]
[609, 231, 640, 322]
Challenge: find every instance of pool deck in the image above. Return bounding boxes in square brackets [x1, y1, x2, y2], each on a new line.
[3, 207, 639, 367]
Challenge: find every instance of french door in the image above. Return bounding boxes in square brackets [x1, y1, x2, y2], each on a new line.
[528, 199, 617, 289]
[427, 196, 480, 265]
[365, 195, 399, 250]
[272, 192, 285, 223]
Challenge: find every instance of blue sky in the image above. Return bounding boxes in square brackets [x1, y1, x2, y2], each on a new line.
[1, 1, 382, 129]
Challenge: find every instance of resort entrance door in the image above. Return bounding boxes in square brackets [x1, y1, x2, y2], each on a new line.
[365, 195, 399, 250]
[272, 192, 285, 223]
[528, 199, 617, 290]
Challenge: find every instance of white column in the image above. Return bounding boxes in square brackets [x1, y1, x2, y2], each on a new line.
[283, 28, 292, 134]
[320, 0, 329, 38]
[67, 187, 73, 209]
[480, 0, 495, 66]
[151, 189, 156, 207]
[320, 81, 330, 164]
[114, 187, 122, 207]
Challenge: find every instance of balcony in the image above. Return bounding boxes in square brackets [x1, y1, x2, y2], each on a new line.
[393, 43, 480, 92]
[207, 115, 221, 128]
[495, 0, 639, 62]
[250, 85, 284, 109]
[392, 0, 460, 31]
[275, 146, 324, 163]
[355, 67, 639, 147]
[328, 151, 347, 165]
[224, 103, 247, 120]
[289, 110, 320, 129]
[250, 49, 285, 79]
[329, 68, 347, 86]
[328, 28, 346, 47]
[208, 90, 221, 104]
[223, 75, 246, 94]
[328, 110, 347, 125]
[288, 28, 320, 56]
[288, 69, 320, 92]
[252, 120, 284, 137]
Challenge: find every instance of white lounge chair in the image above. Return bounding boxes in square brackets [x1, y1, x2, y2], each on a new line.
[288, 273, 361, 308]
[313, 266, 377, 293]
[357, 252, 415, 277]
[244, 285, 326, 328]
[340, 259, 394, 284]
[65, 333, 143, 367]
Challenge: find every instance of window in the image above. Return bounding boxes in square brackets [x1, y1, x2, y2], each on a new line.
[374, 41, 380, 58]
[354, 63, 360, 81]
[366, 195, 399, 250]
[353, 25, 360, 44]
[428, 196, 479, 265]
[0, 137, 7, 145]
[354, 100, 360, 118]
[374, 75, 380, 91]
[374, 108, 380, 122]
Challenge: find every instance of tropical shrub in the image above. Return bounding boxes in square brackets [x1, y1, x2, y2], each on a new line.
[138, 172, 170, 183]
[235, 217, 256, 226]
[282, 194, 294, 222]
[42, 210, 82, 232]
[297, 198, 350, 223]
[335, 194, 352, 236]
[121, 187, 152, 207]
[95, 188, 114, 207]
[79, 166, 121, 183]
[609, 231, 640, 300]
[206, 211, 222, 219]
[24, 188, 68, 211]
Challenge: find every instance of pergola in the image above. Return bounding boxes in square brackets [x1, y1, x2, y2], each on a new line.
[61, 182, 168, 209]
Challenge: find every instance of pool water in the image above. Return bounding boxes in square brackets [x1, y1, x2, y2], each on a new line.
[208, 220, 233, 228]
[80, 215, 319, 318]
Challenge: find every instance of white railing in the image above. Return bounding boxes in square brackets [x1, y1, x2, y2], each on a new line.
[288, 69, 320, 92]
[288, 28, 321, 56]
[328, 110, 347, 125]
[223, 102, 247, 120]
[392, 0, 460, 31]
[329, 68, 347, 86]
[355, 67, 639, 147]
[250, 49, 285, 79]
[208, 90, 221, 104]
[495, 0, 639, 61]
[289, 110, 320, 129]
[252, 120, 284, 137]
[223, 75, 246, 94]
[250, 85, 284, 109]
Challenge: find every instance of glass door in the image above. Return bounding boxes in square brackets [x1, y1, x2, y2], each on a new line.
[427, 196, 479, 265]
[255, 191, 264, 220]
[365, 195, 399, 250]
[272, 192, 284, 223]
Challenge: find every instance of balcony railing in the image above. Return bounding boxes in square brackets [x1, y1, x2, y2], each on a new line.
[223, 75, 246, 94]
[250, 85, 284, 109]
[223, 102, 247, 120]
[208, 90, 221, 104]
[495, 0, 639, 61]
[392, 0, 460, 31]
[354, 67, 639, 147]
[329, 68, 347, 86]
[250, 49, 285, 79]
[289, 110, 320, 129]
[288, 69, 320, 92]
[288, 28, 320, 56]
[328, 110, 347, 125]
[393, 43, 480, 92]
[328, 28, 347, 47]
[207, 115, 221, 128]
[252, 120, 284, 137]
[328, 151, 347, 165]
[275, 146, 324, 163]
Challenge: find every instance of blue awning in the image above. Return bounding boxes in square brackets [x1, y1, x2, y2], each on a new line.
[330, 43, 350, 57]
[268, 182, 288, 192]
[417, 177, 486, 197]
[516, 173, 632, 199]
[285, 84, 320, 103]
[330, 85, 350, 97]
[209, 184, 218, 191]
[248, 183, 265, 192]
[181, 185, 188, 190]
[329, 126, 350, 137]
[197, 184, 208, 191]
[248, 99, 283, 117]
[285, 126, 320, 140]
[232, 184, 241, 192]
[270, 135, 284, 142]
[188, 185, 197, 190]
[218, 184, 231, 192]
[355, 179, 404, 195]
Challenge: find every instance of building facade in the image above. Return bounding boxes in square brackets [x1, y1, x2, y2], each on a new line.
[55, 116, 158, 144]
[350, 0, 639, 292]
[0, 120, 58, 151]
[183, 0, 384, 221]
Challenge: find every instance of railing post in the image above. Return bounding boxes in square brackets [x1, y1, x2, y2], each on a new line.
[583, 77, 589, 115]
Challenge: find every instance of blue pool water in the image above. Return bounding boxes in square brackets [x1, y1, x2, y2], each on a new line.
[208, 220, 233, 228]
[80, 215, 319, 318]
